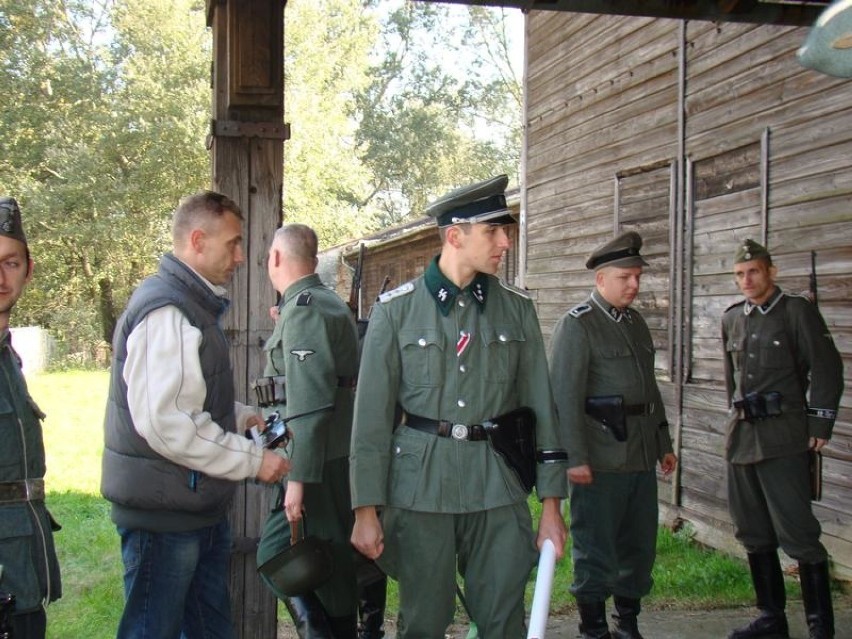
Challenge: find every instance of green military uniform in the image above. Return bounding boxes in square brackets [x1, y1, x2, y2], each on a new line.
[550, 289, 673, 601]
[721, 239, 844, 639]
[350, 176, 567, 639]
[256, 273, 359, 618]
[0, 197, 61, 635]
[549, 231, 673, 638]
[723, 282, 843, 561]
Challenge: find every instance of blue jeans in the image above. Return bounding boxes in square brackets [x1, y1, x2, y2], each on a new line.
[117, 519, 236, 639]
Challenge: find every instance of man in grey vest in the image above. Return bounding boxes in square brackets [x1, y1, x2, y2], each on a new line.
[0, 197, 61, 639]
[723, 240, 843, 639]
[101, 191, 290, 639]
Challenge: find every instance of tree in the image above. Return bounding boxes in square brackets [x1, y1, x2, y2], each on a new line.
[0, 0, 210, 361]
[354, 1, 523, 225]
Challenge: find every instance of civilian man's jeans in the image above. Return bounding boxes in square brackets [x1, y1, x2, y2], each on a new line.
[116, 519, 236, 639]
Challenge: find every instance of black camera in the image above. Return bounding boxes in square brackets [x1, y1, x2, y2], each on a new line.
[260, 411, 291, 449]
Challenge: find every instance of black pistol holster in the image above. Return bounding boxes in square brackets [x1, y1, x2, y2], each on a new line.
[483, 407, 538, 493]
[585, 395, 628, 442]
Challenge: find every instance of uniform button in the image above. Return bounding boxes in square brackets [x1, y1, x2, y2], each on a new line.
[458, 299, 466, 307]
[457, 399, 466, 408]
[748, 353, 755, 359]
[394, 446, 401, 454]
[751, 334, 758, 339]
[499, 334, 507, 342]
[459, 365, 466, 373]
[773, 340, 780, 346]
[747, 374, 754, 379]
[418, 338, 427, 347]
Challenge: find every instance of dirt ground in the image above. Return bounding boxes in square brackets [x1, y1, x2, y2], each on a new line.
[278, 599, 852, 639]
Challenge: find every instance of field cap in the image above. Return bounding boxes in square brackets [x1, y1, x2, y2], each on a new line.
[586, 231, 648, 270]
[426, 175, 515, 227]
[734, 239, 772, 264]
[0, 197, 26, 246]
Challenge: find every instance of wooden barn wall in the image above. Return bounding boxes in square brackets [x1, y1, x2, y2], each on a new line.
[526, 13, 852, 578]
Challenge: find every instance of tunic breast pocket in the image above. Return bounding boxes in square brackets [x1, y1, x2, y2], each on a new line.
[726, 334, 746, 369]
[400, 329, 445, 388]
[759, 332, 792, 369]
[481, 325, 525, 383]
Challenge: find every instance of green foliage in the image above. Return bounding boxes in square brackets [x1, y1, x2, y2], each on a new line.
[0, 0, 209, 363]
[354, 1, 523, 225]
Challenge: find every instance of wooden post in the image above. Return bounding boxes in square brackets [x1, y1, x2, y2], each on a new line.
[207, 1, 287, 636]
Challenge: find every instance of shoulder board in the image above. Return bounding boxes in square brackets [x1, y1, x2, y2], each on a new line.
[784, 291, 813, 304]
[379, 281, 415, 304]
[296, 291, 313, 306]
[568, 303, 592, 319]
[724, 299, 746, 313]
[498, 279, 531, 300]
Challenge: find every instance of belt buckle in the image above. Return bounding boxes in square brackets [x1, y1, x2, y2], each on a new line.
[451, 424, 469, 440]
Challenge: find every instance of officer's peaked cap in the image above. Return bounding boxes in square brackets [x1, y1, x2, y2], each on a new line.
[586, 231, 648, 270]
[426, 175, 516, 228]
[0, 197, 27, 247]
[734, 239, 772, 265]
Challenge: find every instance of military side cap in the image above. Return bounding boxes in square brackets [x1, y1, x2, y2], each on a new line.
[0, 197, 27, 246]
[425, 174, 515, 227]
[585, 231, 648, 270]
[734, 239, 772, 264]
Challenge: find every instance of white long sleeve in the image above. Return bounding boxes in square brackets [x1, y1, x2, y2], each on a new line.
[123, 304, 263, 481]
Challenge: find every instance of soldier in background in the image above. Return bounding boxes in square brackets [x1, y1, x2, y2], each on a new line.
[350, 175, 568, 638]
[722, 240, 843, 639]
[0, 197, 61, 639]
[549, 231, 677, 639]
[257, 224, 360, 638]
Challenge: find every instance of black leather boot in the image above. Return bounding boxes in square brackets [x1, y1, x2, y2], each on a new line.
[358, 574, 387, 639]
[799, 560, 834, 639]
[611, 597, 644, 639]
[284, 593, 334, 639]
[328, 613, 359, 639]
[578, 601, 612, 639]
[728, 551, 789, 639]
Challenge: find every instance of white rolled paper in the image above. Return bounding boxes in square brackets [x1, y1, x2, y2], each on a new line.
[527, 538, 557, 639]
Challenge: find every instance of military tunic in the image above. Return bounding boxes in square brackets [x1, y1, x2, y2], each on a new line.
[256, 273, 359, 617]
[722, 287, 844, 561]
[0, 329, 61, 615]
[549, 290, 673, 602]
[350, 257, 567, 638]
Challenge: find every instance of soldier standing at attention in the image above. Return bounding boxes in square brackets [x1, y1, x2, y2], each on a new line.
[549, 231, 677, 639]
[350, 175, 568, 639]
[0, 197, 61, 639]
[256, 224, 360, 638]
[722, 240, 843, 639]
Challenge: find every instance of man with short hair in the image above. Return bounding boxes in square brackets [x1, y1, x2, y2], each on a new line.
[350, 175, 568, 638]
[549, 231, 677, 639]
[723, 239, 843, 639]
[0, 197, 61, 639]
[256, 224, 360, 638]
[101, 190, 290, 639]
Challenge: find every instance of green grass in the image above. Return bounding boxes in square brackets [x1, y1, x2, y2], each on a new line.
[27, 370, 794, 637]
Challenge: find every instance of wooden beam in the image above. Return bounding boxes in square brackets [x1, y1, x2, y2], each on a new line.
[209, 1, 285, 637]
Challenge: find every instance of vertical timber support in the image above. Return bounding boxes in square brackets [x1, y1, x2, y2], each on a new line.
[207, 1, 287, 637]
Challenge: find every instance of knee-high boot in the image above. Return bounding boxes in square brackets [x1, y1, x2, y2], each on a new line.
[611, 597, 644, 639]
[799, 560, 834, 639]
[578, 601, 612, 639]
[327, 614, 359, 639]
[728, 551, 789, 639]
[284, 593, 334, 639]
[358, 575, 387, 639]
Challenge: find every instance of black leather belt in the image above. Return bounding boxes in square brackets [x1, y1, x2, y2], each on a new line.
[0, 478, 45, 504]
[625, 402, 656, 417]
[404, 414, 488, 441]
